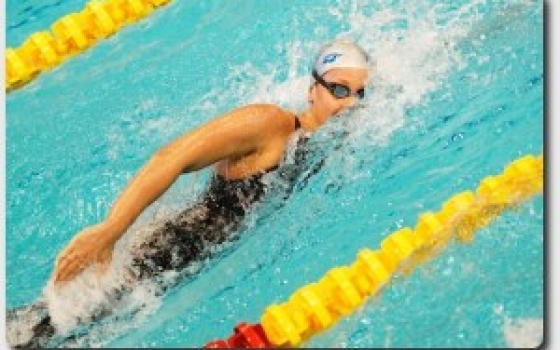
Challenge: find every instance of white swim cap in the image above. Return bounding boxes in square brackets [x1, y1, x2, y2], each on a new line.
[312, 39, 370, 76]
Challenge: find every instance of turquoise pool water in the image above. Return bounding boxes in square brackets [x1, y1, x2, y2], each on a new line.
[6, 0, 543, 347]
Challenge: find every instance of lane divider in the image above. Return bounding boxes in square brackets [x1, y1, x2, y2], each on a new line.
[202, 153, 543, 348]
[5, 0, 172, 92]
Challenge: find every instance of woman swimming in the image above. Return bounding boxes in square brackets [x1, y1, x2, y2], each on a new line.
[7, 38, 372, 348]
[52, 38, 372, 285]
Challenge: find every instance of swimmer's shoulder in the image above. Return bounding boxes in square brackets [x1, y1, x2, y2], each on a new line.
[232, 103, 296, 133]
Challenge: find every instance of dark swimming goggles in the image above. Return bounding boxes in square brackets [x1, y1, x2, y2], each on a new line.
[312, 70, 365, 99]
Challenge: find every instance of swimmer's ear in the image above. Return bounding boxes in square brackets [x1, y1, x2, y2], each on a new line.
[95, 247, 113, 280]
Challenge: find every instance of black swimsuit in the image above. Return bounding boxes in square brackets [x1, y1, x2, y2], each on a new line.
[6, 116, 312, 349]
[130, 115, 305, 280]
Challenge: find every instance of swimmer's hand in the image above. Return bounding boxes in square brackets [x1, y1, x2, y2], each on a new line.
[53, 222, 115, 284]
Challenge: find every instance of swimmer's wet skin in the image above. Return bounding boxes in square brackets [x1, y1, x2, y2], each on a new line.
[7, 39, 371, 348]
[6, 134, 318, 348]
[130, 114, 311, 280]
[51, 38, 370, 284]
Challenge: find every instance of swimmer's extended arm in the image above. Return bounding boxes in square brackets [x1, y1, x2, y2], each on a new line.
[103, 105, 282, 239]
[53, 104, 292, 283]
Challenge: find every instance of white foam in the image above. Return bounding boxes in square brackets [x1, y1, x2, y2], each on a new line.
[41, 229, 168, 337]
[200, 0, 472, 160]
[43, 264, 127, 334]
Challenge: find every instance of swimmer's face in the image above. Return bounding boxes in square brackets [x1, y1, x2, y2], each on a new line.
[309, 67, 369, 121]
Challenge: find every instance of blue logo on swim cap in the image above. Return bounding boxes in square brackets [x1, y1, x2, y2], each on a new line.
[323, 53, 341, 64]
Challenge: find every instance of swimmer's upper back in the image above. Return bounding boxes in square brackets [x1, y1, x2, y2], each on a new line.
[212, 104, 299, 179]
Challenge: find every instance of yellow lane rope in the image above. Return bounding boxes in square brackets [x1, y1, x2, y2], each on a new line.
[260, 153, 543, 347]
[6, 0, 172, 92]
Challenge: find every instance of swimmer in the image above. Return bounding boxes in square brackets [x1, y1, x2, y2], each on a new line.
[51, 39, 372, 285]
[7, 38, 371, 349]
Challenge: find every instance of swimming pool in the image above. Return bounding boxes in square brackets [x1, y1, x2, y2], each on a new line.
[5, 0, 543, 347]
